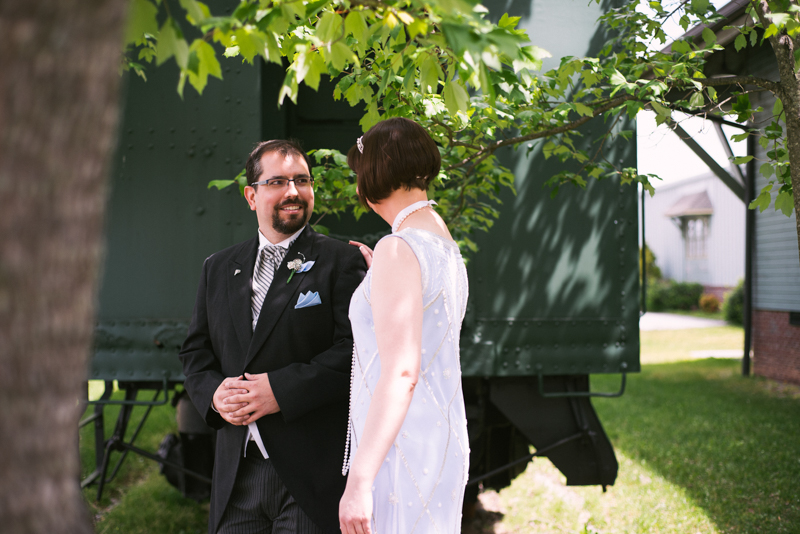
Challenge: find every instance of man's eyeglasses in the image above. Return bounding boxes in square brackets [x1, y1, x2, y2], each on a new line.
[251, 177, 314, 188]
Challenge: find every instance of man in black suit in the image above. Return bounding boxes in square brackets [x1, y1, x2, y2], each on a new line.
[180, 140, 366, 534]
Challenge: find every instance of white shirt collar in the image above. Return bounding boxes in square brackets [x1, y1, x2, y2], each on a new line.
[257, 225, 306, 250]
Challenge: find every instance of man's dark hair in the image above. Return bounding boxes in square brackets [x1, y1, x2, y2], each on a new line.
[245, 139, 312, 187]
[346, 117, 441, 206]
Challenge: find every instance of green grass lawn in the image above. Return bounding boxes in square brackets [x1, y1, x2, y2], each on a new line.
[80, 386, 207, 533]
[81, 327, 800, 534]
[478, 358, 800, 533]
[641, 326, 743, 364]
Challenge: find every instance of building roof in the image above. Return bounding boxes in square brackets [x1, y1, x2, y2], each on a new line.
[664, 190, 714, 217]
[661, 0, 750, 53]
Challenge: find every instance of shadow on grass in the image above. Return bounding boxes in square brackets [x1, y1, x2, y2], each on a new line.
[592, 359, 800, 534]
[80, 388, 209, 532]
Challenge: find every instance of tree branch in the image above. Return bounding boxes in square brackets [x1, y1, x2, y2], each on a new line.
[697, 75, 782, 95]
[444, 94, 637, 171]
[492, 94, 638, 150]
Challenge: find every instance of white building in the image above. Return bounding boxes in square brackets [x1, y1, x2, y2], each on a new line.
[642, 171, 745, 296]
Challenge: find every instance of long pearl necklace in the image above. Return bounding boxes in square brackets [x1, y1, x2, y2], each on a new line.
[392, 200, 437, 234]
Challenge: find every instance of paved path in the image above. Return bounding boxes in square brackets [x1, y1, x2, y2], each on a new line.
[639, 312, 728, 331]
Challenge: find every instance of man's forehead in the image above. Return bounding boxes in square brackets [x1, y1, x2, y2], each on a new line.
[260, 151, 309, 173]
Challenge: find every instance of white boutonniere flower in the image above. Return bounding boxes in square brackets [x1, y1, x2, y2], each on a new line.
[287, 253, 315, 283]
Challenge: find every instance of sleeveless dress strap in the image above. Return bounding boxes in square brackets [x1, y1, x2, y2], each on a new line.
[380, 230, 429, 297]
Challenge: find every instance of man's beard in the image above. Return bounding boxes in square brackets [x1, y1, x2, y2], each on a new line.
[272, 197, 309, 235]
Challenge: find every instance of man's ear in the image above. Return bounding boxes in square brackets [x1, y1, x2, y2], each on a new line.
[244, 185, 257, 211]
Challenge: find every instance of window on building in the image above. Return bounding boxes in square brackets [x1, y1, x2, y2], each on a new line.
[684, 216, 709, 259]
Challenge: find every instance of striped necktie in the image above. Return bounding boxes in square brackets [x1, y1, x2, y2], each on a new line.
[251, 245, 287, 331]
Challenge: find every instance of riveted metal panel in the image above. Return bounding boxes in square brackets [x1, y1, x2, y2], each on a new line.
[461, 0, 640, 377]
[93, 0, 639, 382]
[93, 15, 265, 378]
[91, 320, 188, 382]
[99, 60, 261, 321]
[460, 149, 640, 377]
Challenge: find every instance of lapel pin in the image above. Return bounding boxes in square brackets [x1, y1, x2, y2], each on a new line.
[234, 269, 241, 276]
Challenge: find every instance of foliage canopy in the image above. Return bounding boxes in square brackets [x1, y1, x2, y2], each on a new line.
[125, 0, 799, 254]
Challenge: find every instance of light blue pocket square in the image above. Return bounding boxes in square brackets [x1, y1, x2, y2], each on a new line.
[296, 260, 315, 273]
[295, 291, 322, 309]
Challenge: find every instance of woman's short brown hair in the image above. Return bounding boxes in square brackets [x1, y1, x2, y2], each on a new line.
[347, 117, 441, 206]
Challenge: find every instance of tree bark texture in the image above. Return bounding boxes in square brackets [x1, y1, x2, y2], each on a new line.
[756, 0, 800, 263]
[0, 1, 127, 533]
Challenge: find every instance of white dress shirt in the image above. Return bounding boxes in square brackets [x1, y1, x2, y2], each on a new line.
[213, 226, 305, 459]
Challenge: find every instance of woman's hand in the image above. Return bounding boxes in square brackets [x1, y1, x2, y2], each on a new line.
[339, 482, 372, 534]
[348, 240, 374, 269]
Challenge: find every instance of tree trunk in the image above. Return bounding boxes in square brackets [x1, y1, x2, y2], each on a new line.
[772, 42, 800, 264]
[0, 1, 127, 532]
[758, 0, 800, 263]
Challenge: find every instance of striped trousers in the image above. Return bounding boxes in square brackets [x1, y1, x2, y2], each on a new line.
[217, 445, 327, 534]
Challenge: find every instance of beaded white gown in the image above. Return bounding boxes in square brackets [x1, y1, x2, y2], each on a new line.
[344, 227, 470, 534]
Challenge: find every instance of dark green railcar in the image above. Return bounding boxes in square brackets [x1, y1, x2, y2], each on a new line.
[82, 0, 639, 504]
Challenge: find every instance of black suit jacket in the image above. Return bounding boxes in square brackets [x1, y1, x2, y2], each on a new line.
[179, 226, 366, 533]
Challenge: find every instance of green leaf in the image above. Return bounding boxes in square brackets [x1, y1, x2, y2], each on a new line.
[734, 33, 747, 51]
[345, 10, 368, 46]
[750, 27, 758, 46]
[688, 92, 704, 109]
[574, 102, 593, 117]
[609, 69, 626, 86]
[730, 132, 749, 142]
[282, 1, 306, 21]
[312, 224, 330, 236]
[443, 80, 469, 117]
[701, 27, 716, 47]
[732, 93, 752, 122]
[233, 28, 265, 63]
[749, 190, 771, 212]
[263, 31, 281, 64]
[208, 179, 235, 190]
[767, 12, 792, 28]
[178, 0, 206, 24]
[294, 45, 313, 83]
[186, 39, 222, 94]
[733, 155, 753, 164]
[304, 52, 327, 91]
[764, 24, 778, 39]
[691, 0, 710, 13]
[420, 55, 440, 94]
[196, 40, 222, 79]
[774, 98, 784, 117]
[407, 18, 428, 39]
[396, 11, 414, 25]
[775, 190, 794, 216]
[498, 13, 521, 29]
[330, 41, 356, 71]
[317, 11, 342, 43]
[706, 86, 717, 101]
[359, 101, 381, 132]
[278, 69, 299, 105]
[650, 101, 671, 118]
[126, 0, 159, 45]
[760, 163, 774, 179]
[156, 19, 189, 68]
[671, 40, 691, 54]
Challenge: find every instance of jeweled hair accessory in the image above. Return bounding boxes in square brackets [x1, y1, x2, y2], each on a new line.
[357, 136, 364, 154]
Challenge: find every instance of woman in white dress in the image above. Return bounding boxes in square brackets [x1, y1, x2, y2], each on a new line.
[339, 117, 469, 534]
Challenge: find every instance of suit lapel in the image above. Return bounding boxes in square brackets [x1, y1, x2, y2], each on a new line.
[228, 237, 258, 357]
[245, 226, 319, 368]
